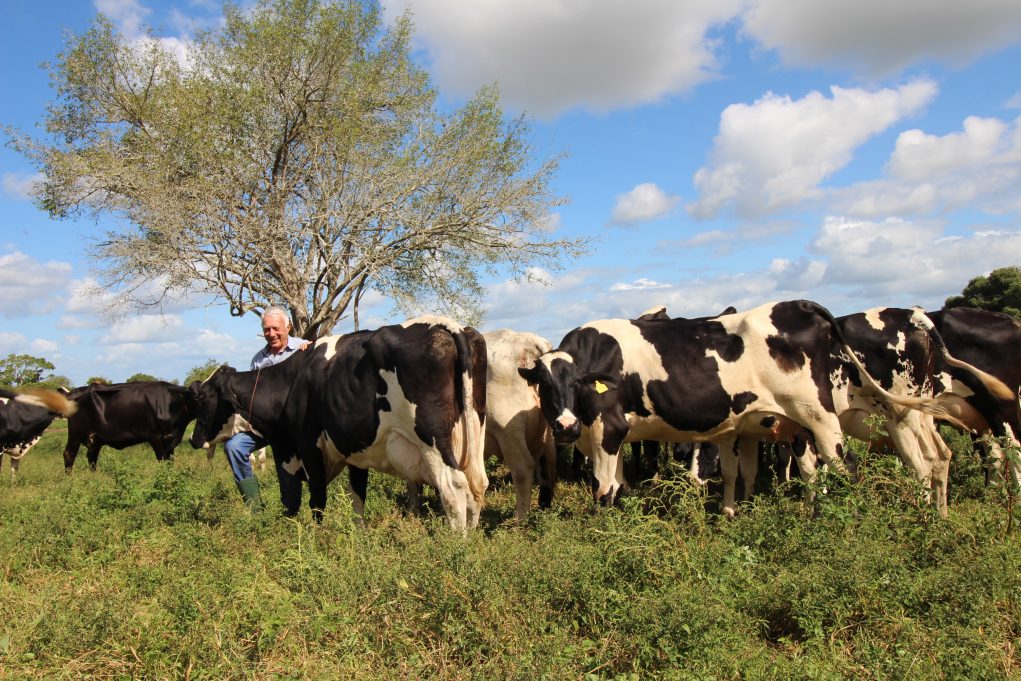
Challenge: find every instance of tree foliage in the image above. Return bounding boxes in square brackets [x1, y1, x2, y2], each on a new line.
[0, 354, 56, 387]
[945, 266, 1021, 319]
[10, 0, 584, 337]
[126, 372, 160, 383]
[183, 359, 222, 387]
[86, 376, 112, 386]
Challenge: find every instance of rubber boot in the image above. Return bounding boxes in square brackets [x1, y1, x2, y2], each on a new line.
[236, 476, 264, 512]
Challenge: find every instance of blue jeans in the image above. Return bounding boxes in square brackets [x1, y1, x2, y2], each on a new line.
[224, 431, 304, 514]
[224, 431, 265, 481]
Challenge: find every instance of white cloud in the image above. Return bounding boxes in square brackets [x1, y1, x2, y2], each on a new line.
[101, 314, 184, 344]
[0, 251, 74, 318]
[383, 0, 741, 118]
[2, 172, 42, 200]
[610, 183, 681, 225]
[95, 0, 151, 39]
[0, 332, 29, 354]
[808, 216, 1021, 303]
[690, 80, 937, 219]
[609, 278, 670, 291]
[741, 0, 1021, 76]
[833, 114, 1021, 217]
[889, 116, 1008, 181]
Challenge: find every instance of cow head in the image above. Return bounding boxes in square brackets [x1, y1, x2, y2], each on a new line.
[188, 365, 239, 450]
[520, 351, 626, 504]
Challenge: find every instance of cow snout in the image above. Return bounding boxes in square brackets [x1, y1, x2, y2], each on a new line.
[552, 421, 581, 444]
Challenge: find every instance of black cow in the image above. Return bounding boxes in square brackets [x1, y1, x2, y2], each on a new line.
[189, 316, 488, 529]
[927, 307, 1021, 484]
[1, 387, 77, 479]
[62, 381, 198, 471]
[520, 300, 977, 516]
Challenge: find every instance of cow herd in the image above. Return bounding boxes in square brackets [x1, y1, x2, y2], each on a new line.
[2, 301, 1020, 530]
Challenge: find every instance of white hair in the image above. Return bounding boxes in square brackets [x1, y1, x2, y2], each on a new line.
[262, 306, 291, 327]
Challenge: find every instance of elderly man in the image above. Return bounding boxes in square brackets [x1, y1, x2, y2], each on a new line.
[225, 306, 308, 511]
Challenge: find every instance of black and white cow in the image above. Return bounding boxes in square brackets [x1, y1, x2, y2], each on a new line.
[189, 316, 488, 529]
[735, 306, 1012, 515]
[519, 300, 984, 517]
[62, 381, 198, 471]
[927, 307, 1021, 484]
[0, 387, 77, 480]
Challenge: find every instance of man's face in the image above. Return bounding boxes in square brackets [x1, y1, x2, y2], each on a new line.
[262, 314, 290, 353]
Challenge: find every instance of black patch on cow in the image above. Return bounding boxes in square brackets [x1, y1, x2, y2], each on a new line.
[766, 334, 805, 373]
[760, 415, 777, 430]
[731, 391, 757, 414]
[768, 301, 839, 414]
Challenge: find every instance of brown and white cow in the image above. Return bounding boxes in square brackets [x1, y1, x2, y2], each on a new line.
[190, 316, 488, 529]
[0, 387, 77, 480]
[482, 329, 557, 522]
[520, 300, 993, 517]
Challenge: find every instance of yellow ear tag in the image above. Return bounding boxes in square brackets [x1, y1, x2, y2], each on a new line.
[594, 380, 608, 394]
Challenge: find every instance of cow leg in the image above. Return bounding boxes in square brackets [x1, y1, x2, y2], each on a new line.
[738, 437, 759, 502]
[275, 453, 305, 517]
[537, 434, 557, 510]
[299, 447, 327, 521]
[494, 429, 535, 523]
[926, 427, 953, 517]
[62, 435, 83, 472]
[86, 442, 102, 471]
[347, 466, 368, 523]
[719, 437, 740, 518]
[776, 442, 793, 484]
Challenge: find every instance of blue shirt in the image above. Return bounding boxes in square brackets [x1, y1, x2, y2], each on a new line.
[250, 336, 305, 371]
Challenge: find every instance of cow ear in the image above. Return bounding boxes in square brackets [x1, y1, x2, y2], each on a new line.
[579, 372, 617, 394]
[517, 364, 541, 385]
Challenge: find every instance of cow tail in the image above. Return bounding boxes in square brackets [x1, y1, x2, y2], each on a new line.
[911, 309, 1015, 401]
[3, 386, 78, 417]
[804, 299, 1002, 426]
[452, 327, 488, 506]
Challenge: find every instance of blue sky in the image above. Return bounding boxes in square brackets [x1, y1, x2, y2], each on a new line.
[2, 0, 1021, 385]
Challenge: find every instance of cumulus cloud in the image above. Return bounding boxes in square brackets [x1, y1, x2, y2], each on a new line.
[833, 114, 1021, 217]
[100, 314, 184, 344]
[741, 0, 1021, 76]
[0, 332, 29, 354]
[610, 183, 681, 225]
[808, 216, 1021, 303]
[383, 0, 741, 118]
[690, 80, 937, 219]
[0, 251, 74, 318]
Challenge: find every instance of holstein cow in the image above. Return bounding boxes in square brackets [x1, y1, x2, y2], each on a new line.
[0, 387, 77, 480]
[482, 329, 557, 522]
[519, 300, 983, 517]
[927, 307, 1021, 485]
[189, 316, 488, 529]
[734, 307, 1012, 515]
[62, 381, 198, 471]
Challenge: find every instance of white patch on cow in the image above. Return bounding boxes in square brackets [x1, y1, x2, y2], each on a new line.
[555, 409, 578, 430]
[863, 308, 886, 331]
[0, 397, 8, 406]
[281, 455, 304, 476]
[402, 314, 462, 334]
[639, 304, 667, 318]
[315, 335, 343, 360]
[483, 329, 556, 522]
[208, 413, 263, 445]
[317, 431, 346, 485]
[12, 394, 49, 410]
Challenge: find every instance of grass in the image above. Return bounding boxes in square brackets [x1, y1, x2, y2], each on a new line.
[1, 426, 1019, 679]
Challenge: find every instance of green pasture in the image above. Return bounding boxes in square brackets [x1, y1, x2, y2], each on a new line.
[1, 425, 1019, 679]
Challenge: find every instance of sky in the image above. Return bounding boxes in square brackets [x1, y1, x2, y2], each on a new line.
[2, 0, 1021, 386]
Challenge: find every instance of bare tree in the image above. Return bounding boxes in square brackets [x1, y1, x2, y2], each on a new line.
[8, 0, 586, 337]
